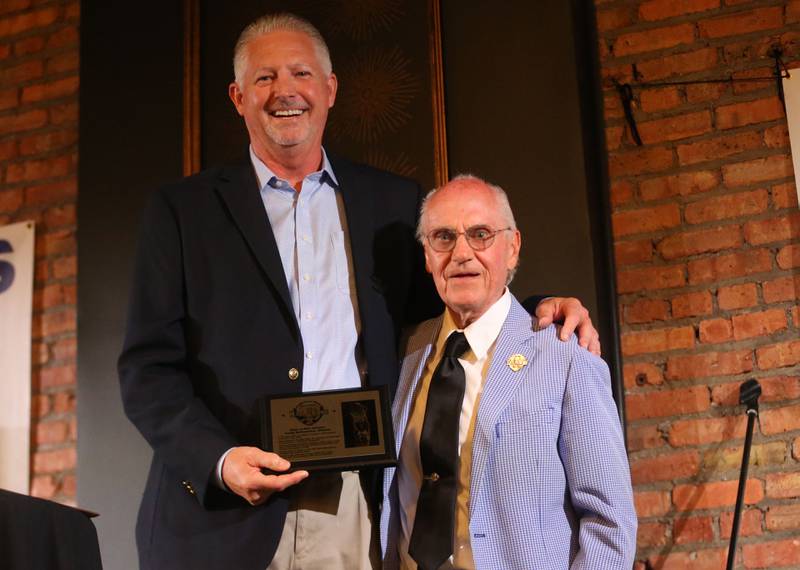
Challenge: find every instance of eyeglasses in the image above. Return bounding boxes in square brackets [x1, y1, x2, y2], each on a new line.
[425, 226, 513, 252]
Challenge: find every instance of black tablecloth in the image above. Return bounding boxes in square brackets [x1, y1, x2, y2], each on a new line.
[0, 489, 102, 569]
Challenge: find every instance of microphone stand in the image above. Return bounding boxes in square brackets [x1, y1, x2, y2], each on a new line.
[726, 378, 761, 570]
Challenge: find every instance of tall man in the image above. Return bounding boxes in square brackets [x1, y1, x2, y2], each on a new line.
[119, 13, 599, 570]
[381, 176, 636, 570]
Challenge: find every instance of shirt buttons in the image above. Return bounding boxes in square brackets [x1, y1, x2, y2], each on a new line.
[288, 368, 299, 381]
[303, 274, 311, 282]
[304, 312, 313, 320]
[306, 351, 313, 359]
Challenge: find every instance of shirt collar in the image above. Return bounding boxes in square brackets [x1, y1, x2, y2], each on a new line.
[437, 289, 512, 361]
[249, 145, 339, 192]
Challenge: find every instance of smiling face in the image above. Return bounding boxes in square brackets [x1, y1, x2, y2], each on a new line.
[421, 179, 521, 328]
[228, 30, 337, 163]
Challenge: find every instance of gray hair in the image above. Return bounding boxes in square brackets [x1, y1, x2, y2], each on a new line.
[233, 13, 333, 84]
[416, 174, 519, 284]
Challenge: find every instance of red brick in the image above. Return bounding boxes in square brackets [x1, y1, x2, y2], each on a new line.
[621, 326, 695, 356]
[699, 317, 733, 343]
[688, 248, 772, 284]
[43, 204, 75, 229]
[672, 516, 713, 545]
[637, 521, 668, 548]
[13, 34, 44, 56]
[790, 0, 800, 24]
[0, 108, 47, 135]
[36, 365, 75, 389]
[639, 86, 681, 112]
[609, 146, 674, 177]
[673, 478, 763, 511]
[24, 179, 76, 206]
[46, 52, 79, 74]
[716, 97, 784, 130]
[711, 376, 800, 406]
[38, 282, 76, 308]
[0, 0, 32, 16]
[766, 504, 800, 531]
[698, 6, 783, 39]
[624, 298, 669, 324]
[686, 82, 728, 103]
[0, 87, 18, 111]
[631, 450, 699, 484]
[65, 2, 79, 20]
[6, 154, 74, 183]
[35, 229, 75, 257]
[612, 203, 681, 237]
[731, 66, 777, 95]
[792, 306, 799, 327]
[761, 403, 800, 435]
[647, 549, 727, 570]
[723, 34, 784, 65]
[718, 283, 758, 310]
[623, 362, 664, 388]
[676, 130, 762, 166]
[638, 111, 712, 144]
[51, 255, 76, 279]
[635, 490, 671, 517]
[639, 170, 717, 201]
[772, 182, 798, 209]
[605, 125, 624, 151]
[766, 471, 800, 499]
[0, 188, 23, 212]
[639, 0, 719, 22]
[0, 6, 59, 38]
[669, 415, 746, 446]
[628, 424, 665, 451]
[626, 385, 709, 420]
[35, 419, 69, 445]
[51, 337, 76, 361]
[613, 23, 695, 57]
[684, 189, 768, 224]
[0, 59, 43, 85]
[44, 24, 76, 47]
[671, 290, 713, 318]
[732, 308, 788, 340]
[722, 155, 794, 187]
[33, 308, 76, 338]
[703, 441, 785, 471]
[32, 447, 76, 474]
[763, 276, 800, 303]
[777, 244, 800, 269]
[19, 129, 78, 157]
[764, 124, 790, 149]
[615, 239, 652, 265]
[618, 264, 686, 293]
[49, 101, 78, 125]
[52, 391, 75, 414]
[666, 349, 753, 381]
[596, 5, 636, 32]
[758, 340, 800, 370]
[609, 179, 634, 206]
[634, 48, 719, 82]
[31, 394, 50, 418]
[742, 538, 800, 568]
[604, 92, 624, 120]
[657, 225, 742, 260]
[0, 138, 16, 162]
[30, 475, 58, 499]
[720, 508, 763, 538]
[21, 76, 79, 104]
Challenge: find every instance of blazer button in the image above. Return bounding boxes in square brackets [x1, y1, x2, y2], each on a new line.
[181, 480, 195, 495]
[288, 368, 299, 381]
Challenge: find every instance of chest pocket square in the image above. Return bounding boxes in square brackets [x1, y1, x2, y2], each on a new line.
[495, 407, 554, 437]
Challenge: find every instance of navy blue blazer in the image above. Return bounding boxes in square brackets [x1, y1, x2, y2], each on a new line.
[118, 155, 440, 570]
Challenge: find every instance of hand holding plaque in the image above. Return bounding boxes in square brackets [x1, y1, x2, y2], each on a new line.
[259, 386, 396, 472]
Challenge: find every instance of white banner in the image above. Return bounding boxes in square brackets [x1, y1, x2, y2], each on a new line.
[0, 221, 35, 493]
[783, 69, 800, 205]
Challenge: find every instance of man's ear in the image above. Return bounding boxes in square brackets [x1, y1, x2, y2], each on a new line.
[229, 82, 245, 116]
[424, 248, 433, 274]
[327, 72, 338, 109]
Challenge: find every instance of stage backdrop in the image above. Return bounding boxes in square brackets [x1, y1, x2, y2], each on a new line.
[0, 221, 35, 494]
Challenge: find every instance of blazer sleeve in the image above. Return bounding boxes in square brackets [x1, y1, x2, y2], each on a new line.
[558, 347, 638, 569]
[118, 188, 236, 506]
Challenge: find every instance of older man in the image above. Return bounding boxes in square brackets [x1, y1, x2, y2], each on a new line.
[119, 13, 600, 570]
[381, 175, 637, 570]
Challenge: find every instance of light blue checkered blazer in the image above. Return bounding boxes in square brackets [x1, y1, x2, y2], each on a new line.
[380, 296, 637, 569]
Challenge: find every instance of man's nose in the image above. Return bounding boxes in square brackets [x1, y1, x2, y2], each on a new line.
[272, 73, 297, 97]
[451, 233, 473, 261]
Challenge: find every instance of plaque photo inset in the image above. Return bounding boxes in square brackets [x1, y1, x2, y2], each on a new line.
[259, 386, 396, 472]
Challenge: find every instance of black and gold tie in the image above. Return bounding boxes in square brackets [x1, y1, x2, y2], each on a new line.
[409, 331, 470, 570]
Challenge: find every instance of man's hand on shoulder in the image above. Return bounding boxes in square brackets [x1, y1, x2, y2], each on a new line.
[535, 297, 601, 356]
[222, 446, 308, 506]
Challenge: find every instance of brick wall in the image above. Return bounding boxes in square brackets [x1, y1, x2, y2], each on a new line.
[597, 0, 800, 567]
[0, 0, 79, 505]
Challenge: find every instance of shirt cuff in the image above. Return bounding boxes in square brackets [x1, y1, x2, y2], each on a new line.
[215, 447, 235, 491]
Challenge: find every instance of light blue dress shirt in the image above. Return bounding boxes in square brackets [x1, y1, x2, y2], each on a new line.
[250, 146, 363, 393]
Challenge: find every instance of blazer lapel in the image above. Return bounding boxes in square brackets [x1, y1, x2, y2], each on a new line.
[470, 298, 536, 505]
[214, 161, 299, 338]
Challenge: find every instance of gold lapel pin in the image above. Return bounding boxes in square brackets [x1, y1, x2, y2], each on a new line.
[507, 354, 528, 372]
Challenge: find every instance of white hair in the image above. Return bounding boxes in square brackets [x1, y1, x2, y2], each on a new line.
[416, 174, 520, 284]
[233, 13, 332, 84]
